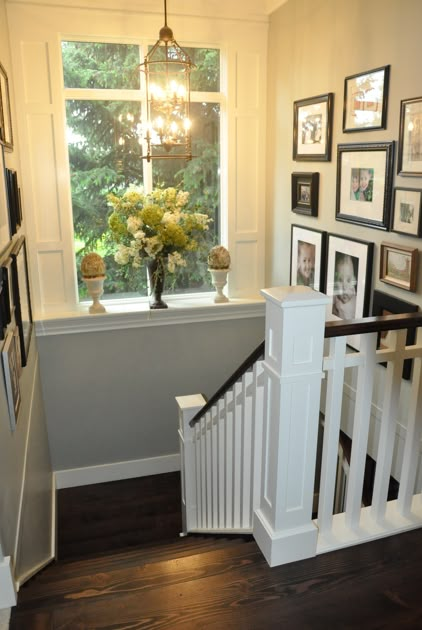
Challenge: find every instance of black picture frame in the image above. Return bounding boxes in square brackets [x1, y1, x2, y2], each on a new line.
[0, 62, 13, 151]
[1, 329, 21, 430]
[343, 65, 390, 132]
[325, 233, 374, 349]
[10, 236, 33, 367]
[6, 168, 21, 236]
[291, 172, 319, 216]
[0, 145, 10, 252]
[336, 141, 394, 230]
[391, 187, 422, 237]
[290, 224, 327, 292]
[293, 93, 333, 162]
[398, 96, 422, 176]
[372, 290, 418, 380]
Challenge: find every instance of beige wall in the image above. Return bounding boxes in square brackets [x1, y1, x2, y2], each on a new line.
[266, 0, 422, 307]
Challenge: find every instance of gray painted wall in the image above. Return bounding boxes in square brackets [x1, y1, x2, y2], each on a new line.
[37, 316, 265, 470]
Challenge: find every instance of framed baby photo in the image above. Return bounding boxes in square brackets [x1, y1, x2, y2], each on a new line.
[326, 234, 374, 349]
[291, 172, 319, 216]
[379, 242, 418, 292]
[398, 96, 422, 176]
[372, 290, 418, 381]
[290, 224, 327, 292]
[293, 93, 334, 161]
[391, 187, 422, 237]
[343, 65, 390, 132]
[336, 141, 394, 230]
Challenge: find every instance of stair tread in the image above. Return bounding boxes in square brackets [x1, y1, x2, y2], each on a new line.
[16, 538, 258, 609]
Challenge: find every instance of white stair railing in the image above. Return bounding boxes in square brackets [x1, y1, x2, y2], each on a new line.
[177, 287, 422, 568]
[177, 357, 265, 534]
[317, 321, 422, 554]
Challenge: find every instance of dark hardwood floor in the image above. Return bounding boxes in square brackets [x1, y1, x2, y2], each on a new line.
[9, 471, 422, 629]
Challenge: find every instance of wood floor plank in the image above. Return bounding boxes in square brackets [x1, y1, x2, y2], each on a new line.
[10, 473, 422, 629]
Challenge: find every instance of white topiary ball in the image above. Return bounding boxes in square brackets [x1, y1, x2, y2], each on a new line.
[208, 245, 231, 270]
[81, 253, 106, 278]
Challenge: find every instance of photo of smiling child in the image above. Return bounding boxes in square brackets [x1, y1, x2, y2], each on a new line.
[350, 167, 374, 202]
[296, 240, 315, 287]
[332, 252, 359, 320]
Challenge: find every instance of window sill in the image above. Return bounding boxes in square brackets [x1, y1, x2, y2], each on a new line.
[34, 294, 265, 336]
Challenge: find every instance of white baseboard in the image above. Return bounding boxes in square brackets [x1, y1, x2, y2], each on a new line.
[0, 557, 16, 609]
[0, 607, 11, 628]
[55, 453, 181, 489]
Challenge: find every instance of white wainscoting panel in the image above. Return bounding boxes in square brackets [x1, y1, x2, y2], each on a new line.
[21, 42, 52, 104]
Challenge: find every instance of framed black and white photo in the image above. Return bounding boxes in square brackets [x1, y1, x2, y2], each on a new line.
[398, 97, 422, 176]
[391, 187, 422, 237]
[0, 62, 13, 151]
[291, 172, 319, 216]
[290, 224, 327, 292]
[336, 141, 394, 230]
[326, 233, 374, 348]
[343, 65, 390, 132]
[380, 242, 418, 292]
[10, 236, 33, 367]
[1, 256, 13, 325]
[1, 329, 21, 430]
[372, 290, 418, 381]
[0, 146, 10, 252]
[293, 93, 333, 162]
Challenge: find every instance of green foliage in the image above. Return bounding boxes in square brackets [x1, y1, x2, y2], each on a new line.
[62, 41, 220, 299]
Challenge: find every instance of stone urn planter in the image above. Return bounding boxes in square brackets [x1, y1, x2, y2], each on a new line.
[81, 253, 107, 314]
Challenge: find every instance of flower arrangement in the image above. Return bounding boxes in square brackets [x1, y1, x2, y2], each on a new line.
[107, 186, 211, 273]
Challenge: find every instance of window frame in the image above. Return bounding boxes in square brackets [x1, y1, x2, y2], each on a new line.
[61, 38, 224, 305]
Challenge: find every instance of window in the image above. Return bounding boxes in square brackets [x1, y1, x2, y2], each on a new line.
[62, 41, 221, 300]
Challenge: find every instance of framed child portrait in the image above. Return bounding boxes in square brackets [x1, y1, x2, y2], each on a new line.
[372, 290, 418, 381]
[293, 93, 334, 162]
[290, 225, 327, 292]
[343, 65, 390, 132]
[336, 141, 394, 230]
[325, 233, 374, 349]
[398, 96, 422, 176]
[10, 236, 33, 366]
[391, 187, 422, 237]
[291, 172, 319, 216]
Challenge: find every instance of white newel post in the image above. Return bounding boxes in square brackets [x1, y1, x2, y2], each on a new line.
[176, 394, 207, 535]
[253, 286, 329, 567]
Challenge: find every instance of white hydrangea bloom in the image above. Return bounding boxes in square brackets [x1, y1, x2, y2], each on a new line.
[144, 236, 164, 257]
[127, 216, 143, 234]
[176, 190, 189, 208]
[167, 251, 187, 273]
[162, 211, 181, 224]
[133, 230, 145, 241]
[115, 245, 131, 265]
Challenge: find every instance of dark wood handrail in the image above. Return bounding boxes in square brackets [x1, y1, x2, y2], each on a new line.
[189, 312, 422, 428]
[189, 340, 265, 427]
[325, 312, 422, 338]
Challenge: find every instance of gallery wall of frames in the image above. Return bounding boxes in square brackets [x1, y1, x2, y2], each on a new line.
[290, 64, 422, 360]
[0, 60, 33, 432]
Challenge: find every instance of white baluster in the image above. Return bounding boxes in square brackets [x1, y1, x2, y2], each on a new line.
[217, 398, 225, 528]
[318, 335, 347, 535]
[398, 331, 422, 515]
[252, 361, 265, 517]
[371, 329, 406, 522]
[233, 381, 243, 529]
[345, 332, 377, 529]
[225, 389, 234, 529]
[242, 371, 254, 528]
